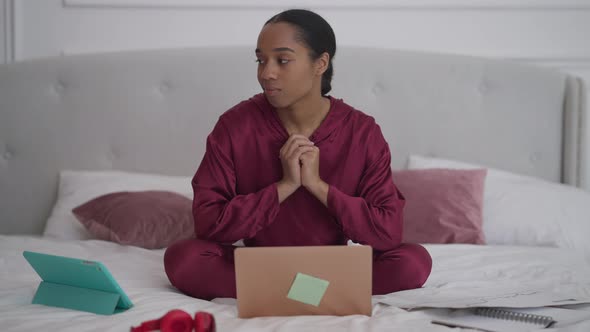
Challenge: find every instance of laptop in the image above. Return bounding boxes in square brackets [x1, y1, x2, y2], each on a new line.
[234, 245, 372, 318]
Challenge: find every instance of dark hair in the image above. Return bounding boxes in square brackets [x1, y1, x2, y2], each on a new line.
[265, 9, 336, 96]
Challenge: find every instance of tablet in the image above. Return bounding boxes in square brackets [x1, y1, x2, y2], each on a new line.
[23, 250, 133, 313]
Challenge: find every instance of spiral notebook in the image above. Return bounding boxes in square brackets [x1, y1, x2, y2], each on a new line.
[430, 306, 590, 331]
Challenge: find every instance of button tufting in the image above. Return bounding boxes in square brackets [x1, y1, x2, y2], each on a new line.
[108, 146, 119, 161]
[529, 152, 541, 163]
[103, 152, 114, 168]
[371, 83, 384, 95]
[478, 79, 491, 94]
[3, 150, 13, 160]
[159, 81, 172, 94]
[54, 81, 66, 94]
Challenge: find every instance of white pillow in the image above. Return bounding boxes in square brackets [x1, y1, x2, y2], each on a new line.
[407, 155, 590, 254]
[43, 170, 193, 240]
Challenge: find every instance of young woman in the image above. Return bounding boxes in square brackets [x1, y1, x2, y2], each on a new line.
[164, 9, 432, 300]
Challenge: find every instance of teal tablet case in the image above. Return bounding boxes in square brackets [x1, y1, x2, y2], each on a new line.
[23, 251, 133, 315]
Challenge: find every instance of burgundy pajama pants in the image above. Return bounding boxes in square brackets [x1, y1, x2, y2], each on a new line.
[164, 239, 432, 301]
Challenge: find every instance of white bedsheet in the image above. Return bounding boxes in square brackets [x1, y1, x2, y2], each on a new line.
[1, 235, 590, 332]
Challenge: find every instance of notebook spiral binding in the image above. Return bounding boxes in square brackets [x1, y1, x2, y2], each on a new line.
[474, 308, 555, 326]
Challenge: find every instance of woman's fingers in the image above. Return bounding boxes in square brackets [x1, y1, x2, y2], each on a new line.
[292, 146, 316, 162]
[281, 135, 314, 160]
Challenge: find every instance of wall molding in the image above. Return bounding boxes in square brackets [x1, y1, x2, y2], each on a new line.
[63, 0, 590, 10]
[59, 45, 590, 67]
[1, 0, 14, 63]
[501, 56, 590, 67]
[57, 44, 590, 90]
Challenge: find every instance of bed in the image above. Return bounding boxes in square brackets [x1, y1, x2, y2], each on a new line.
[1, 46, 590, 331]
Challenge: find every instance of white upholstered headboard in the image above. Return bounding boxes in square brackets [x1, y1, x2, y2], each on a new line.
[0, 47, 586, 235]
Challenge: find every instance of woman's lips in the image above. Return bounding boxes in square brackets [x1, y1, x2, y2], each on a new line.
[264, 88, 281, 96]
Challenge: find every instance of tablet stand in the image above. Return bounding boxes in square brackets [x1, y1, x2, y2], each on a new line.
[32, 281, 122, 315]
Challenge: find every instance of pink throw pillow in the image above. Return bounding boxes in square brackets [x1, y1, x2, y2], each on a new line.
[393, 168, 487, 244]
[72, 190, 194, 249]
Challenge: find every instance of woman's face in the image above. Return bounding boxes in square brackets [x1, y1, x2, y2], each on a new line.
[256, 22, 322, 109]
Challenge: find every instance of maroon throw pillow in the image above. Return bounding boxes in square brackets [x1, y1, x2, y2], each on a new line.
[72, 190, 194, 249]
[393, 168, 487, 244]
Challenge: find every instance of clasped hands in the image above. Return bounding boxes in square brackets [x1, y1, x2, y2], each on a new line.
[277, 134, 329, 204]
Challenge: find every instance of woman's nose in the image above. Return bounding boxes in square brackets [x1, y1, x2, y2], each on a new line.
[260, 63, 277, 80]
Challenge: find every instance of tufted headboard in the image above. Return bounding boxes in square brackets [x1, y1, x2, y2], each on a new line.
[0, 47, 587, 235]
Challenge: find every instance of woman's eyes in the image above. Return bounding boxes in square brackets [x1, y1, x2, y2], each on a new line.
[255, 59, 290, 65]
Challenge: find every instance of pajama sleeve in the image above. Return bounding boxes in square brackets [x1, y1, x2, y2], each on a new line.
[326, 123, 405, 251]
[191, 118, 280, 244]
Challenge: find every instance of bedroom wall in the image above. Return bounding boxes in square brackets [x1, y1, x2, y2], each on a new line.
[2, 0, 590, 187]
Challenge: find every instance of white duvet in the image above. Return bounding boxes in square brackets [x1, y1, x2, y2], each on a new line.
[1, 235, 590, 332]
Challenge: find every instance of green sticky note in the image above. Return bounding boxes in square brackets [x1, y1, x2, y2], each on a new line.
[287, 272, 330, 307]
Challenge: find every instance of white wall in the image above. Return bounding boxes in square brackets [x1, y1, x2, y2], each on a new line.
[4, 0, 590, 185]
[9, 0, 590, 85]
[10, 0, 590, 97]
[11, 1, 590, 61]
